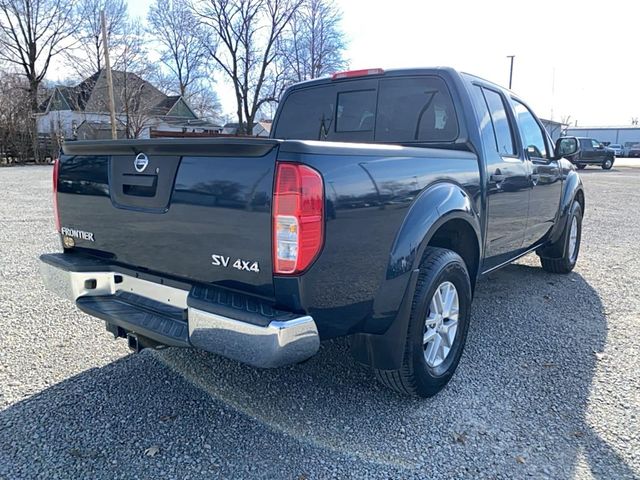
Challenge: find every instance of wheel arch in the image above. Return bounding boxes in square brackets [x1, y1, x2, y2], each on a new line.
[546, 169, 585, 246]
[425, 217, 480, 293]
[386, 182, 482, 283]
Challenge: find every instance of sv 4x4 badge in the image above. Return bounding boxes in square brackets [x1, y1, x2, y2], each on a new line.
[211, 254, 260, 273]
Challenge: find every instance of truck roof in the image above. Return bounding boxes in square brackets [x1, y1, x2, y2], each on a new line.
[285, 66, 515, 99]
[286, 66, 457, 88]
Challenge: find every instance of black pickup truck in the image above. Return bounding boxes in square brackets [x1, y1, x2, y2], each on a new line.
[40, 67, 584, 397]
[569, 137, 615, 170]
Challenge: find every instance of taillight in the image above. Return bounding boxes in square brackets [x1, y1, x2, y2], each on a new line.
[53, 158, 60, 232]
[273, 163, 324, 274]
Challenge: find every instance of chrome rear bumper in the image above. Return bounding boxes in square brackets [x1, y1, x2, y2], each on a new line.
[39, 254, 319, 368]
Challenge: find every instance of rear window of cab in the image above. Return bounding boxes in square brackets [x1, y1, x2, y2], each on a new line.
[273, 76, 459, 144]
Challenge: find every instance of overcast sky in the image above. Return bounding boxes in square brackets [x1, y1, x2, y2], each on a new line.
[126, 0, 639, 126]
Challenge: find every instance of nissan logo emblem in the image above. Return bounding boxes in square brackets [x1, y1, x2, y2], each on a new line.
[134, 153, 149, 173]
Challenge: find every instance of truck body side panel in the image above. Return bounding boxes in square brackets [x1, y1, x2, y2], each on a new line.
[275, 142, 480, 338]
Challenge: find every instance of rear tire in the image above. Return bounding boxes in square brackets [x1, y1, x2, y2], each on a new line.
[374, 247, 472, 397]
[539, 200, 582, 273]
[576, 164, 586, 170]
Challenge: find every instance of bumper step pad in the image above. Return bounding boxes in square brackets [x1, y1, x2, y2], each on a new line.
[76, 291, 189, 347]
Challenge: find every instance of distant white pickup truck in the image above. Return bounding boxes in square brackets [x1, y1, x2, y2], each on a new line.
[607, 144, 623, 156]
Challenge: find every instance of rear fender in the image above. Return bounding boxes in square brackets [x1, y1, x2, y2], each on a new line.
[393, 184, 481, 278]
[351, 182, 481, 370]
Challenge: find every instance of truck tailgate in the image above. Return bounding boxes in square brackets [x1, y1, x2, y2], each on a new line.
[57, 139, 280, 297]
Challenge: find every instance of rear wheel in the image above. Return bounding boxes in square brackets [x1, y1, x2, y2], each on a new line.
[374, 247, 472, 397]
[539, 200, 582, 273]
[576, 164, 586, 170]
[602, 158, 614, 170]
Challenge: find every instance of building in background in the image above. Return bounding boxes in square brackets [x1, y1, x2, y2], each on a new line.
[540, 118, 567, 141]
[37, 70, 221, 140]
[221, 120, 272, 137]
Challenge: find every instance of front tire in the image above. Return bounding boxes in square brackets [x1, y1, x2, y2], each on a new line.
[602, 157, 614, 170]
[539, 200, 582, 273]
[375, 247, 472, 397]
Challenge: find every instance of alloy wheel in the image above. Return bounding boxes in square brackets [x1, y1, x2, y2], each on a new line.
[423, 281, 459, 368]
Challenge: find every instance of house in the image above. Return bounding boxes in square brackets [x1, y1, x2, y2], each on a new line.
[221, 120, 272, 137]
[37, 70, 221, 140]
[254, 120, 272, 137]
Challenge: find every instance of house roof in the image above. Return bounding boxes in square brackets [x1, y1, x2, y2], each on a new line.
[41, 70, 197, 120]
[256, 121, 272, 134]
[66, 71, 101, 110]
[82, 70, 165, 114]
[222, 122, 271, 135]
[39, 71, 102, 112]
[152, 95, 182, 115]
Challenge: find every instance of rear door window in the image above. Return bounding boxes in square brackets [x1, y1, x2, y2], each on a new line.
[469, 84, 504, 157]
[482, 88, 516, 156]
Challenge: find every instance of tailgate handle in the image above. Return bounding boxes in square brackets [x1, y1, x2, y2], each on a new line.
[122, 174, 158, 197]
[122, 174, 156, 187]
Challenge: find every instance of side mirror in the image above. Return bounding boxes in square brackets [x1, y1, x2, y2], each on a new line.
[555, 137, 579, 159]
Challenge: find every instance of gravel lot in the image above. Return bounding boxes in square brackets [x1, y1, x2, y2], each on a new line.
[1, 164, 639, 479]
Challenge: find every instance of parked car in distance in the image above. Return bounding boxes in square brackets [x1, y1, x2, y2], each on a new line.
[628, 144, 640, 158]
[40, 67, 585, 398]
[569, 137, 615, 169]
[607, 143, 623, 156]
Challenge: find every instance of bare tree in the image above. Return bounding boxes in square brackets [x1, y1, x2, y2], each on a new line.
[0, 0, 77, 159]
[120, 78, 162, 138]
[0, 71, 32, 163]
[117, 19, 151, 78]
[192, 0, 303, 134]
[147, 0, 209, 98]
[560, 115, 571, 134]
[68, 0, 128, 78]
[148, 71, 223, 122]
[117, 20, 158, 138]
[279, 0, 347, 83]
[186, 81, 223, 120]
[81, 19, 158, 139]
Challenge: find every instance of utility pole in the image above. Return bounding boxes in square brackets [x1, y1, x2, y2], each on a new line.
[550, 67, 555, 121]
[507, 55, 515, 90]
[101, 10, 118, 140]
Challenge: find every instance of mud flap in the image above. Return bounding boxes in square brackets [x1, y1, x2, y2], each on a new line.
[350, 269, 420, 370]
